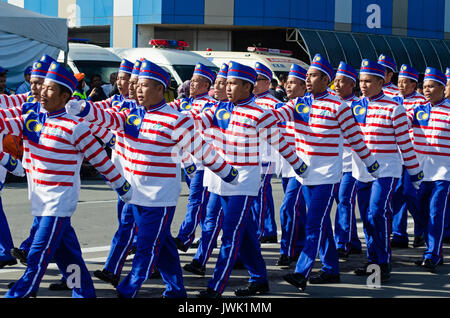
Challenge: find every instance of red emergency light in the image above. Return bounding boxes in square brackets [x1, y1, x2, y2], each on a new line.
[149, 39, 190, 49]
[247, 46, 293, 56]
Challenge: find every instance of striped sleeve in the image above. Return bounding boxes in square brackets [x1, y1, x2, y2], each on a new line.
[193, 104, 216, 130]
[0, 105, 22, 119]
[0, 94, 27, 108]
[72, 122, 125, 188]
[79, 118, 115, 145]
[257, 110, 302, 170]
[172, 114, 231, 179]
[392, 105, 421, 175]
[82, 101, 127, 132]
[0, 115, 24, 137]
[270, 100, 295, 123]
[92, 96, 114, 110]
[336, 102, 376, 167]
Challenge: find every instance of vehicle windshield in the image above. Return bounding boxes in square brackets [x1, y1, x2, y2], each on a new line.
[73, 60, 121, 86]
[173, 64, 219, 83]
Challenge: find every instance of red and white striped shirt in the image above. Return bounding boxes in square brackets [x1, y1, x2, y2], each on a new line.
[351, 91, 421, 182]
[79, 99, 234, 206]
[341, 94, 360, 173]
[195, 96, 302, 196]
[0, 92, 29, 108]
[273, 91, 376, 186]
[0, 108, 126, 217]
[407, 98, 450, 181]
[382, 82, 399, 98]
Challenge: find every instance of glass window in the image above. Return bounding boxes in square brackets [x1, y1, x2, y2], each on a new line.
[316, 31, 345, 67]
[299, 30, 328, 63]
[351, 33, 377, 62]
[400, 38, 426, 72]
[429, 40, 450, 70]
[368, 35, 393, 59]
[415, 39, 441, 69]
[384, 36, 410, 69]
[335, 32, 362, 70]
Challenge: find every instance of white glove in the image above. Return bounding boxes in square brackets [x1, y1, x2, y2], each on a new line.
[1, 154, 25, 177]
[116, 180, 133, 203]
[411, 171, 424, 191]
[412, 180, 422, 191]
[65, 99, 85, 116]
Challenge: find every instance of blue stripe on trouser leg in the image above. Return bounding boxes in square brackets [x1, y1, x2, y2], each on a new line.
[177, 170, 209, 246]
[358, 178, 397, 265]
[334, 172, 361, 251]
[104, 199, 137, 276]
[401, 169, 427, 238]
[19, 217, 39, 254]
[193, 193, 223, 267]
[208, 195, 267, 294]
[279, 177, 306, 257]
[252, 162, 276, 239]
[116, 205, 186, 298]
[420, 181, 450, 265]
[5, 216, 95, 298]
[0, 197, 14, 261]
[294, 184, 338, 278]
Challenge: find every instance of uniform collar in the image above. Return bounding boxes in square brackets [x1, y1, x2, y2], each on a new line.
[145, 99, 166, 112]
[383, 82, 393, 88]
[255, 90, 270, 98]
[234, 94, 254, 106]
[47, 108, 66, 118]
[431, 98, 446, 107]
[401, 91, 417, 99]
[192, 92, 209, 100]
[311, 90, 329, 100]
[342, 93, 356, 101]
[367, 91, 385, 102]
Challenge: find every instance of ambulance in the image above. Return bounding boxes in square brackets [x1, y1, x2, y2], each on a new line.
[107, 39, 219, 88]
[194, 47, 309, 84]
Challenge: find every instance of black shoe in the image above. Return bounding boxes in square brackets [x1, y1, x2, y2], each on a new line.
[413, 236, 425, 248]
[49, 280, 70, 291]
[174, 237, 189, 252]
[379, 263, 391, 282]
[183, 261, 205, 276]
[197, 288, 221, 299]
[283, 273, 307, 291]
[234, 282, 269, 296]
[93, 269, 120, 287]
[391, 240, 409, 248]
[309, 271, 340, 284]
[276, 254, 291, 266]
[260, 235, 277, 244]
[233, 260, 246, 270]
[354, 263, 374, 276]
[415, 259, 436, 272]
[443, 237, 450, 244]
[337, 248, 349, 259]
[0, 259, 17, 269]
[190, 239, 201, 249]
[349, 247, 362, 255]
[10, 248, 28, 266]
[149, 268, 162, 279]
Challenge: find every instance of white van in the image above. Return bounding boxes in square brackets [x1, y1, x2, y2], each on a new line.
[107, 47, 219, 88]
[58, 42, 122, 86]
[194, 47, 309, 83]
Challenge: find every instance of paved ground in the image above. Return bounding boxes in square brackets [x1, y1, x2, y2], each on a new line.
[0, 178, 449, 299]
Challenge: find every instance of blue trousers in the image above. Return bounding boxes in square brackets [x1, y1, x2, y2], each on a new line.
[5, 216, 96, 298]
[207, 195, 267, 294]
[116, 204, 186, 298]
[252, 162, 277, 239]
[0, 197, 15, 261]
[334, 172, 362, 251]
[417, 181, 450, 265]
[356, 177, 398, 265]
[104, 198, 137, 275]
[294, 184, 339, 278]
[19, 217, 39, 253]
[392, 168, 427, 242]
[177, 170, 209, 247]
[193, 193, 223, 267]
[279, 177, 306, 257]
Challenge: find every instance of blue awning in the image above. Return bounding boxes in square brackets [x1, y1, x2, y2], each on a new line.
[298, 29, 450, 74]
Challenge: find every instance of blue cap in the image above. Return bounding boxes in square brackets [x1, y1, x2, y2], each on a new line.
[217, 63, 228, 79]
[227, 61, 257, 85]
[46, 62, 78, 93]
[309, 54, 334, 82]
[139, 59, 171, 88]
[31, 61, 51, 79]
[24, 66, 32, 76]
[424, 67, 446, 86]
[40, 54, 57, 65]
[445, 67, 450, 81]
[288, 64, 307, 81]
[131, 60, 142, 77]
[398, 64, 419, 82]
[378, 54, 396, 72]
[254, 62, 272, 81]
[119, 59, 134, 75]
[360, 59, 386, 79]
[336, 61, 358, 82]
[193, 62, 215, 84]
[0, 66, 7, 73]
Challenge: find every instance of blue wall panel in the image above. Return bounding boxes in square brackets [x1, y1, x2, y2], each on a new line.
[408, 0, 444, 39]
[133, 0, 162, 24]
[161, 0, 204, 24]
[24, 0, 58, 17]
[77, 0, 113, 26]
[288, 0, 335, 30]
[234, 0, 264, 26]
[352, 0, 393, 35]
